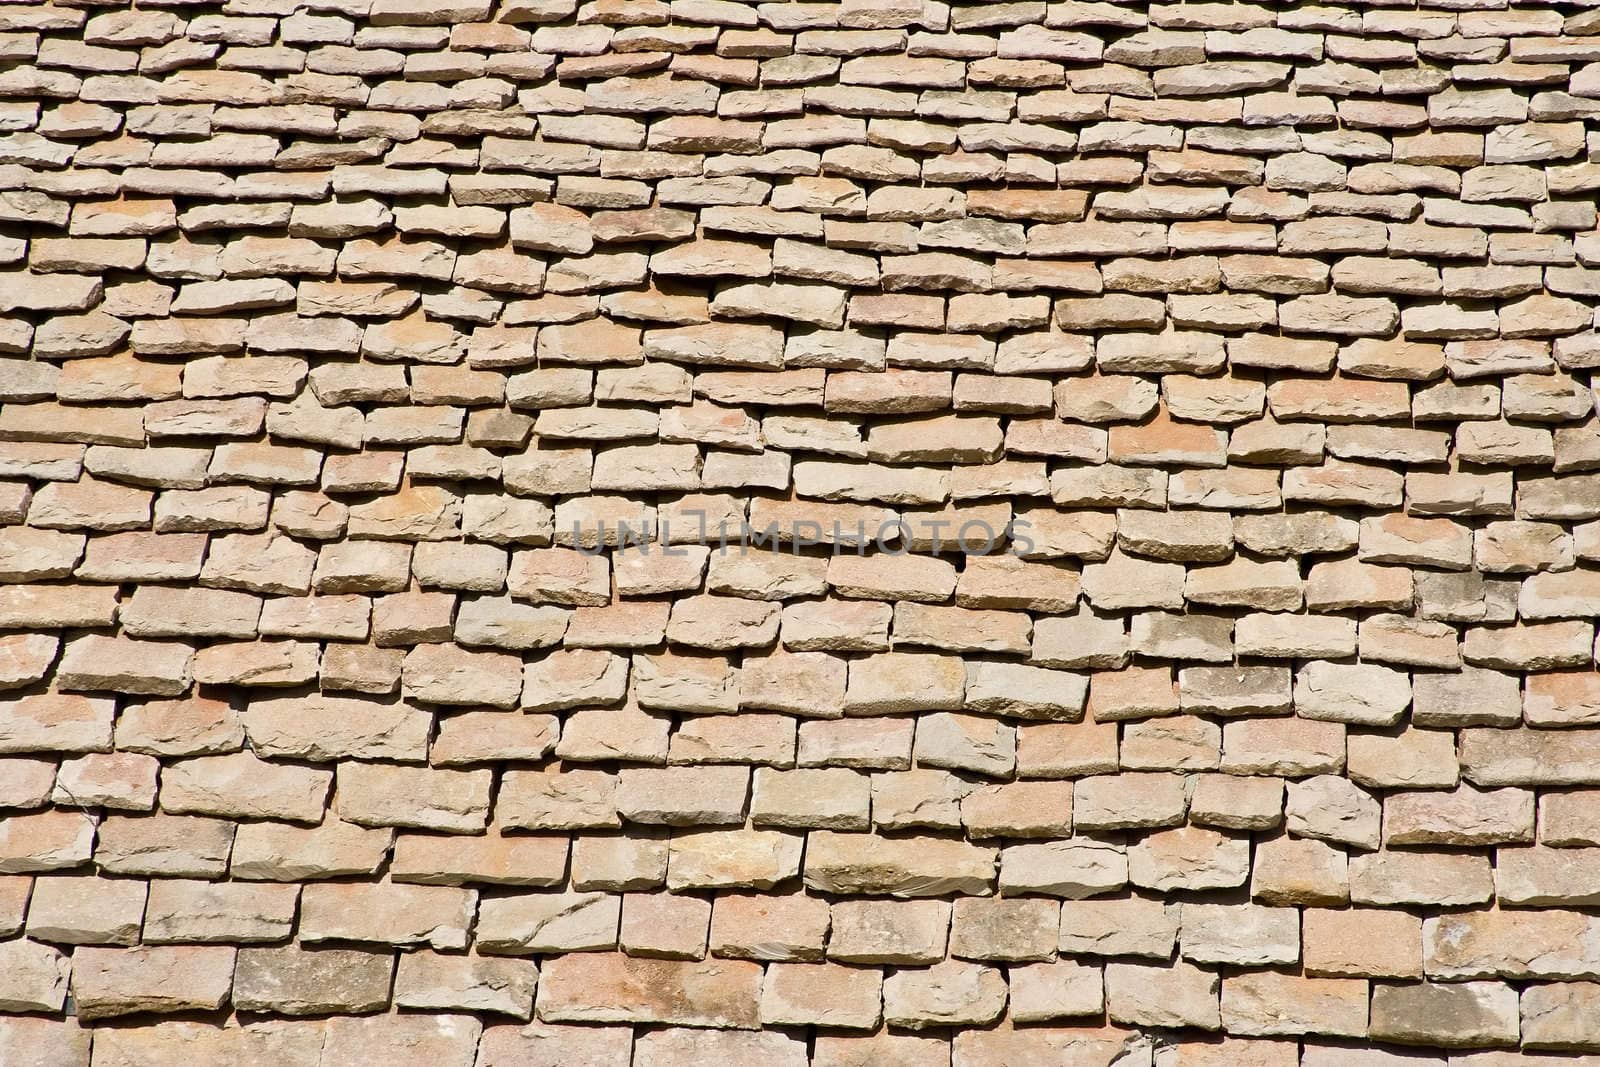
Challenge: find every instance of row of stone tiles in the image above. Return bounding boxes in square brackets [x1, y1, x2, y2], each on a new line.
[10, 500, 1598, 568]
[11, 513, 1576, 571]
[0, 546, 1596, 620]
[4, 811, 1596, 911]
[20, 103, 1600, 161]
[9, 606, 1600, 690]
[7, 742, 1600, 850]
[2, 696, 1596, 801]
[19, 140, 1600, 205]
[4, 503, 1591, 566]
[10, 413, 1600, 498]
[16, 259, 1600, 325]
[19, 244, 1600, 304]
[0, 540, 1561, 619]
[14, 130, 1600, 192]
[4, 869, 1595, 967]
[28, 184, 1600, 231]
[12, 680, 1600, 777]
[12, 446, 1600, 511]
[10, 437, 1600, 510]
[10, 368, 1600, 429]
[7, 128, 1598, 174]
[2, 350, 1567, 394]
[11, 135, 1600, 190]
[59, 1016, 1600, 1067]
[11, 50, 1600, 113]
[18, 223, 1600, 284]
[11, 0, 1598, 35]
[11, 185, 1600, 232]
[9, 1, 1596, 51]
[15, 1013, 1600, 1067]
[10, 466, 1600, 540]
[8, 739, 1600, 831]
[10, 596, 1600, 685]
[7, 623, 1600, 711]
[13, 255, 1600, 311]
[6, 936, 1600, 1050]
[13, 113, 1600, 168]
[10, 35, 1600, 86]
[9, 660, 1600, 753]
[26, 287, 1558, 343]
[10, 161, 1600, 217]
[13, 172, 1600, 232]
[11, 291, 1600, 361]
[12, 359, 1600, 416]
[5, 331, 1597, 389]
[3, 538, 1596, 604]
[14, 136, 1600, 186]
[0, 580, 1583, 666]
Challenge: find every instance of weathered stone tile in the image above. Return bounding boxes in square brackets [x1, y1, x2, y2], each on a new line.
[301, 881, 475, 950]
[0, 939, 70, 1012]
[806, 832, 996, 897]
[761, 962, 882, 1030]
[710, 892, 829, 962]
[320, 1015, 481, 1067]
[1181, 903, 1299, 968]
[1221, 973, 1368, 1039]
[883, 960, 1006, 1030]
[244, 694, 431, 763]
[141, 879, 296, 944]
[1369, 981, 1518, 1049]
[1129, 827, 1251, 892]
[1000, 839, 1127, 898]
[234, 945, 395, 1015]
[1349, 851, 1495, 908]
[230, 820, 391, 882]
[161, 751, 331, 824]
[1106, 960, 1221, 1032]
[536, 953, 762, 1028]
[393, 950, 536, 1019]
[948, 896, 1060, 963]
[336, 763, 491, 833]
[71, 945, 235, 1020]
[475, 1022, 632, 1067]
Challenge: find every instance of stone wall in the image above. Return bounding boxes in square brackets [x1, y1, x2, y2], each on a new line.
[3, 0, 1600, 1062]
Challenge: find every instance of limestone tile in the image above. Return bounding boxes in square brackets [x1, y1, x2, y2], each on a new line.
[476, 891, 620, 955]
[336, 763, 492, 834]
[0, 939, 70, 1013]
[71, 945, 236, 1020]
[234, 946, 395, 1015]
[394, 951, 537, 1019]
[536, 953, 762, 1029]
[1106, 960, 1221, 1032]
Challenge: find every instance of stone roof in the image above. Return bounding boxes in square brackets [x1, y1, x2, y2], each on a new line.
[4, 0, 1600, 1061]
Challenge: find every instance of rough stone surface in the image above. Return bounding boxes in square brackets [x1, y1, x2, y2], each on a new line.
[0, 4, 1598, 1060]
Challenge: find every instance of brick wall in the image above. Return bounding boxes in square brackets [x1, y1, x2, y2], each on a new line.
[3, 0, 1600, 1062]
